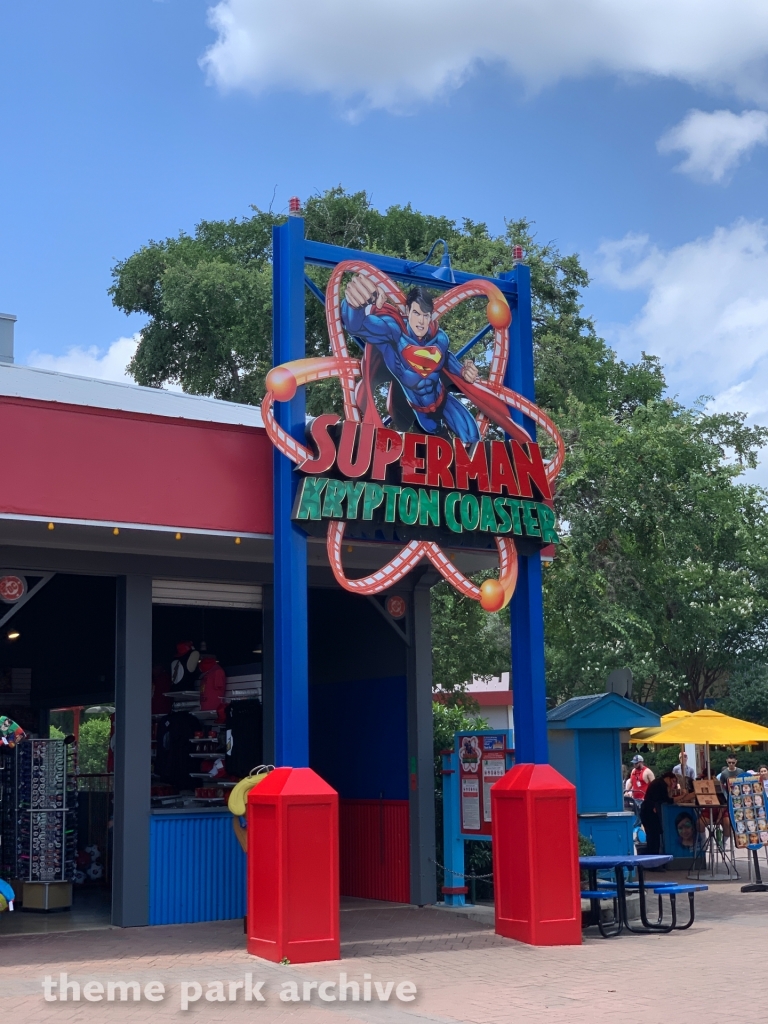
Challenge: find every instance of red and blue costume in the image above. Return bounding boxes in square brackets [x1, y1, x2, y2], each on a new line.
[342, 299, 531, 444]
[342, 299, 482, 442]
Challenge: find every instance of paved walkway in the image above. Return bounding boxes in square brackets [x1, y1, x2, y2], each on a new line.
[2, 881, 766, 1023]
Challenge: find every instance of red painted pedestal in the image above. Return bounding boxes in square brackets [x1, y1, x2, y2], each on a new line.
[491, 763, 582, 946]
[247, 767, 340, 963]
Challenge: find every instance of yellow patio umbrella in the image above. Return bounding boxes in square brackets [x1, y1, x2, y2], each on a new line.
[630, 708, 768, 789]
[630, 709, 692, 743]
[632, 709, 768, 747]
[631, 710, 768, 878]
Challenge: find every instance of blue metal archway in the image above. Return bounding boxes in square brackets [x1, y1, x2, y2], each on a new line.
[271, 214, 549, 770]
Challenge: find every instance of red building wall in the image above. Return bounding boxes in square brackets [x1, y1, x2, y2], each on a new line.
[339, 799, 410, 903]
[0, 397, 273, 535]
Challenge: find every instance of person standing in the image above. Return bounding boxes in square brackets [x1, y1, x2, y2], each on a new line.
[718, 755, 746, 788]
[673, 751, 696, 791]
[627, 754, 655, 802]
[639, 772, 679, 856]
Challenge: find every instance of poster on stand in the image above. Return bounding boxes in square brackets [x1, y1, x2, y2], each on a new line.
[728, 774, 768, 849]
[482, 755, 506, 823]
[461, 777, 480, 831]
[458, 733, 512, 835]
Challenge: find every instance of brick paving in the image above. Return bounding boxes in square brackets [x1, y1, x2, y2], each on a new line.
[1, 881, 767, 1023]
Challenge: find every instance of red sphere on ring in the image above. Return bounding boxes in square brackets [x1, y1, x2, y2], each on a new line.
[266, 365, 297, 402]
[486, 296, 512, 329]
[479, 578, 505, 612]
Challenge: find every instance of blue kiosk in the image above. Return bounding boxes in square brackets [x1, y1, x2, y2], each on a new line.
[547, 693, 660, 855]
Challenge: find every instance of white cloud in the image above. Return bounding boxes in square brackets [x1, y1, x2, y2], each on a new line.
[201, 0, 768, 112]
[596, 221, 768, 484]
[595, 220, 768, 420]
[26, 335, 139, 383]
[657, 108, 768, 182]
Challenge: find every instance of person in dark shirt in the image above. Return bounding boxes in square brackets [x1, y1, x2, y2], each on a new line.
[639, 772, 678, 855]
[718, 755, 746, 787]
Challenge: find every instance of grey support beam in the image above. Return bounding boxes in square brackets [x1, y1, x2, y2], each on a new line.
[261, 583, 275, 766]
[406, 574, 437, 906]
[112, 575, 152, 927]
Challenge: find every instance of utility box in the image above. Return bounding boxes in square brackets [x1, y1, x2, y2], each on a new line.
[247, 767, 340, 964]
[547, 693, 660, 855]
[491, 763, 581, 946]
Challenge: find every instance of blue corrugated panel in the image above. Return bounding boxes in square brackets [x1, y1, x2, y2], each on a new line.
[149, 812, 246, 926]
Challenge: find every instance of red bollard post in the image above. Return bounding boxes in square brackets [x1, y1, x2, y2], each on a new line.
[247, 767, 340, 963]
[491, 763, 582, 946]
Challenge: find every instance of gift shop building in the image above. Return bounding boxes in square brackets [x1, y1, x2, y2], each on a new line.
[0, 220, 558, 930]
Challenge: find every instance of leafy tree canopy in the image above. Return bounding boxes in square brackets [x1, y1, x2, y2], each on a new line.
[719, 664, 768, 727]
[431, 574, 511, 693]
[546, 399, 768, 708]
[111, 187, 768, 711]
[111, 187, 662, 418]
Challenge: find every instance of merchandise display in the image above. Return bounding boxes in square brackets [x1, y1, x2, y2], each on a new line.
[0, 714, 25, 747]
[150, 642, 264, 808]
[0, 876, 15, 911]
[170, 642, 200, 692]
[728, 774, 768, 849]
[199, 655, 226, 712]
[225, 698, 263, 779]
[151, 666, 172, 716]
[0, 739, 77, 909]
[224, 666, 262, 702]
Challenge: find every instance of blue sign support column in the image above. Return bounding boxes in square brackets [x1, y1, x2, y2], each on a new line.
[506, 263, 549, 764]
[272, 215, 309, 767]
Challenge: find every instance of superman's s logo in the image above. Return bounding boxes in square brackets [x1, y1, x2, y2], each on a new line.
[403, 344, 442, 377]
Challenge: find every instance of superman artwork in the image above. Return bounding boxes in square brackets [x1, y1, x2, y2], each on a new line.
[341, 273, 523, 443]
[262, 256, 565, 610]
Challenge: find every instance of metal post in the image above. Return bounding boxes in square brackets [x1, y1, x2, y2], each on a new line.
[112, 575, 152, 927]
[506, 263, 549, 764]
[441, 746, 465, 906]
[407, 576, 437, 904]
[261, 583, 275, 767]
[272, 216, 309, 767]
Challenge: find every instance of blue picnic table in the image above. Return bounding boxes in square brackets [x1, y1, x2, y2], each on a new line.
[579, 854, 680, 935]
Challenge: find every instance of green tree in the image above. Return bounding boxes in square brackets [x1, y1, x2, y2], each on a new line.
[77, 717, 111, 775]
[111, 187, 768, 709]
[431, 576, 510, 694]
[545, 399, 768, 709]
[432, 702, 492, 900]
[719, 664, 768, 726]
[111, 187, 661, 420]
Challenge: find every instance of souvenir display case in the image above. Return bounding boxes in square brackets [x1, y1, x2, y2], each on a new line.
[0, 738, 77, 909]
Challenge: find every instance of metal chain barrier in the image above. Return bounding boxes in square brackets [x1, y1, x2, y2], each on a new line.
[429, 857, 494, 881]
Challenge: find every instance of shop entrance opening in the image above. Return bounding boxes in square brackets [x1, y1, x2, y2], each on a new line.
[0, 573, 116, 933]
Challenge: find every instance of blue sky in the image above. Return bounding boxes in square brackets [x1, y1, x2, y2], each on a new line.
[3, 1, 768, 462]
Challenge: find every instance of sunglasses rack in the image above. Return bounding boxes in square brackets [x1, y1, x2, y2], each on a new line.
[0, 739, 77, 886]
